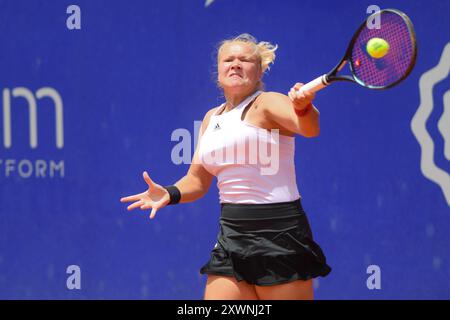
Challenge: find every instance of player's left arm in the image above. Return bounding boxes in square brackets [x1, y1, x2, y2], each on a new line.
[261, 84, 320, 137]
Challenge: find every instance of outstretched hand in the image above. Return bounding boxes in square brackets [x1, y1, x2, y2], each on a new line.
[120, 171, 170, 219]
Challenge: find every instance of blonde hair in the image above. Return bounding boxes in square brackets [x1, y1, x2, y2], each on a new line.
[216, 33, 278, 90]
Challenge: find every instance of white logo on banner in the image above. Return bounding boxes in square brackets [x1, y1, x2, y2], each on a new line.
[1, 87, 65, 178]
[3, 87, 64, 149]
[411, 43, 450, 206]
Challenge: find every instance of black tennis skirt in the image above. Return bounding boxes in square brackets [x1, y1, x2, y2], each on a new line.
[200, 198, 331, 286]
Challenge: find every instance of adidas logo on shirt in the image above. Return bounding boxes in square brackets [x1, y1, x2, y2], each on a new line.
[213, 123, 221, 131]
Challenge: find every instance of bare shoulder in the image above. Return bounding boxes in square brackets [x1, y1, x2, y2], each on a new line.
[259, 91, 290, 105]
[206, 105, 221, 117]
[203, 105, 221, 122]
[258, 91, 291, 113]
[200, 105, 222, 133]
[252, 92, 295, 136]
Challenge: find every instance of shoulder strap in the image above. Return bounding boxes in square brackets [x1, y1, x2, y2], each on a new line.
[234, 90, 263, 118]
[213, 103, 226, 116]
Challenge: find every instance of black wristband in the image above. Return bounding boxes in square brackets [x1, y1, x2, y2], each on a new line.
[163, 185, 181, 205]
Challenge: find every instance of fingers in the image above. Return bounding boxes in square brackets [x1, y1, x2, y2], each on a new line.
[288, 89, 296, 101]
[120, 194, 141, 203]
[289, 83, 315, 102]
[140, 203, 152, 210]
[124, 199, 159, 220]
[127, 200, 144, 211]
[143, 171, 156, 190]
[143, 201, 159, 219]
[140, 202, 157, 218]
[121, 172, 165, 220]
[150, 207, 158, 219]
[293, 82, 304, 90]
[142, 200, 167, 219]
[121, 171, 156, 204]
[289, 87, 307, 101]
[124, 200, 159, 219]
[289, 83, 304, 100]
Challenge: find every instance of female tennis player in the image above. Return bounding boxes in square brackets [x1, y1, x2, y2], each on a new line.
[120, 33, 331, 300]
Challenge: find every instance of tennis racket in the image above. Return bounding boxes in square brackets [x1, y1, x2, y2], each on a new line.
[299, 8, 417, 93]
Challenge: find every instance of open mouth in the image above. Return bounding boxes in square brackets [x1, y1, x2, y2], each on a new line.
[229, 73, 242, 78]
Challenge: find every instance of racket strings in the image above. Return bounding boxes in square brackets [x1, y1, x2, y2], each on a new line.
[351, 11, 415, 88]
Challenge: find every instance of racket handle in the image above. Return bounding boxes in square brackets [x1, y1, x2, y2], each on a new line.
[299, 74, 329, 93]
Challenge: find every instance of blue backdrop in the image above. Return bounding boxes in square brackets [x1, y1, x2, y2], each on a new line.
[0, 0, 449, 299]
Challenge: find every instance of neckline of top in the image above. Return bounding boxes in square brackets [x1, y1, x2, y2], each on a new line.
[213, 90, 263, 117]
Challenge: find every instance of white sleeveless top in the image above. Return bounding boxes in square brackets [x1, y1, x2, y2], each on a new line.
[198, 91, 301, 204]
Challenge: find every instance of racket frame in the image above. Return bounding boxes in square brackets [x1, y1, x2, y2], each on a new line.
[301, 8, 417, 93]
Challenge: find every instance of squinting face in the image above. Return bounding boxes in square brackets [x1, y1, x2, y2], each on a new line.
[217, 42, 262, 93]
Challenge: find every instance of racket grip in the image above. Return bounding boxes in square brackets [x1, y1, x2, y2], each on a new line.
[299, 74, 329, 93]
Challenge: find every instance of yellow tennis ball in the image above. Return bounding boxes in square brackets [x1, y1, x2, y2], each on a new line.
[366, 37, 390, 59]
